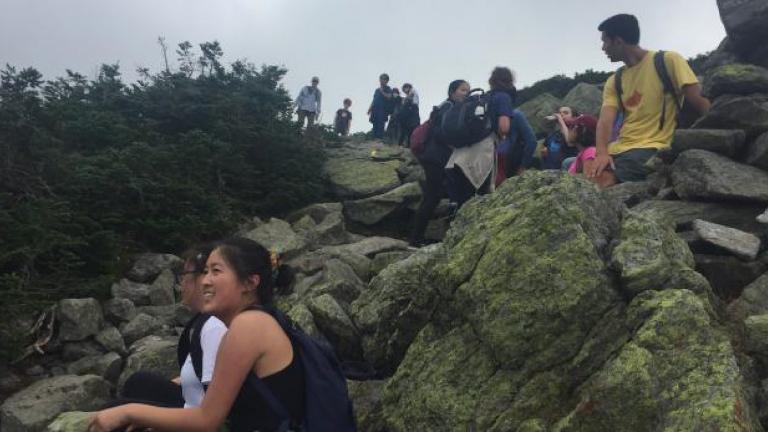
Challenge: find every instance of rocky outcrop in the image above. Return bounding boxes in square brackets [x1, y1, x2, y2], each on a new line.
[518, 93, 563, 135]
[694, 94, 768, 139]
[57, 299, 103, 342]
[717, 0, 768, 64]
[371, 172, 757, 430]
[561, 83, 602, 116]
[671, 128, 746, 158]
[0, 375, 110, 432]
[704, 64, 768, 99]
[671, 149, 768, 203]
[126, 253, 182, 283]
[117, 335, 178, 389]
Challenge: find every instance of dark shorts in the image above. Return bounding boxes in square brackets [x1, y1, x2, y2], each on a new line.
[613, 148, 658, 183]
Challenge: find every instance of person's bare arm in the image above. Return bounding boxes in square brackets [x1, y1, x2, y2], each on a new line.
[682, 83, 710, 116]
[90, 314, 270, 432]
[587, 105, 618, 178]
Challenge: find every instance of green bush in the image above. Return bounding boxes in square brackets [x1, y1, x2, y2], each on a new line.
[0, 42, 328, 360]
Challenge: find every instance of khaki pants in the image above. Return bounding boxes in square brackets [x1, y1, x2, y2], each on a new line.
[297, 110, 316, 128]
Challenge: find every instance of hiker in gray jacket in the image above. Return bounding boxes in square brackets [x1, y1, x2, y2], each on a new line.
[295, 76, 322, 129]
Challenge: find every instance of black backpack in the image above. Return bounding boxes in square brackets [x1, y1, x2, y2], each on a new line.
[181, 308, 357, 432]
[614, 50, 697, 130]
[432, 88, 493, 148]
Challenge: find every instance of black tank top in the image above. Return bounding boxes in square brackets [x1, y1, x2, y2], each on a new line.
[227, 340, 305, 432]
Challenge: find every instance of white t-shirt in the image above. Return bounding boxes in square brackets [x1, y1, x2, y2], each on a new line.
[180, 316, 227, 408]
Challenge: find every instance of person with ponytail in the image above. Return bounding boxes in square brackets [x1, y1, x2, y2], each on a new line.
[90, 237, 303, 432]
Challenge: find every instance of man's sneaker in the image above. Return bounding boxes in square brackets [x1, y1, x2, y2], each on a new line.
[757, 207, 768, 224]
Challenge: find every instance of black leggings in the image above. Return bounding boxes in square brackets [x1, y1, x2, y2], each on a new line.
[103, 371, 184, 409]
[410, 162, 446, 244]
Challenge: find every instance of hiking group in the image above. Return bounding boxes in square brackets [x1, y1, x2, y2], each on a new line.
[409, 13, 716, 245]
[87, 12, 760, 432]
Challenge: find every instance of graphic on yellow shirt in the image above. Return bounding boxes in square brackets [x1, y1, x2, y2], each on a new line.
[602, 51, 698, 155]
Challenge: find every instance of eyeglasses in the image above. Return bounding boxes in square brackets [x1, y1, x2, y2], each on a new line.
[173, 270, 200, 285]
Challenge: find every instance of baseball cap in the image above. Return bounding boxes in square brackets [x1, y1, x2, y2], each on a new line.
[570, 115, 598, 133]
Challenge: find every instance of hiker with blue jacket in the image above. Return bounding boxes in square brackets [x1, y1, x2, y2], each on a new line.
[91, 237, 356, 432]
[488, 67, 538, 185]
[368, 73, 393, 139]
[588, 13, 710, 188]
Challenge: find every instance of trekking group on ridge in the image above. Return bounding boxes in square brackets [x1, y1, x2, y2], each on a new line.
[89, 13, 729, 432]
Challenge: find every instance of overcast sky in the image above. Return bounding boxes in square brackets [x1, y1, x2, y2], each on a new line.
[1, 0, 726, 132]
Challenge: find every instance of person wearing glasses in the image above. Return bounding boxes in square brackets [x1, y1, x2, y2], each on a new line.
[108, 244, 227, 409]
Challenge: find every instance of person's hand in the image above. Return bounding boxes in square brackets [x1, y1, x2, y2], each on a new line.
[587, 153, 615, 178]
[541, 147, 549, 158]
[89, 407, 131, 432]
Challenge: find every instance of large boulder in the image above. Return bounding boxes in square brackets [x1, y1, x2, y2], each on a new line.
[351, 245, 444, 374]
[344, 182, 422, 226]
[746, 130, 768, 170]
[633, 199, 766, 235]
[94, 326, 126, 356]
[611, 211, 710, 299]
[289, 203, 350, 247]
[126, 253, 182, 283]
[306, 294, 363, 361]
[242, 218, 309, 259]
[119, 313, 165, 346]
[148, 269, 176, 306]
[671, 128, 746, 159]
[692, 219, 761, 261]
[288, 248, 371, 282]
[561, 83, 602, 116]
[374, 172, 756, 430]
[66, 352, 123, 383]
[102, 297, 137, 324]
[671, 149, 768, 203]
[323, 236, 409, 258]
[324, 158, 401, 199]
[518, 93, 563, 135]
[0, 375, 111, 432]
[717, 0, 768, 60]
[693, 94, 768, 139]
[57, 298, 103, 342]
[117, 335, 178, 388]
[703, 64, 768, 99]
[110, 279, 152, 306]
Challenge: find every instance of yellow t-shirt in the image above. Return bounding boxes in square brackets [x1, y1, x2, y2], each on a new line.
[602, 50, 698, 155]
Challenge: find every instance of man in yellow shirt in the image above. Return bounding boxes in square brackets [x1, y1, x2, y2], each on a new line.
[588, 14, 711, 187]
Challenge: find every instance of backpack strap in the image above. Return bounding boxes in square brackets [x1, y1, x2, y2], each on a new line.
[653, 50, 682, 130]
[614, 66, 625, 114]
[189, 314, 211, 384]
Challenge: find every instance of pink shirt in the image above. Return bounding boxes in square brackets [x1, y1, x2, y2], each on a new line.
[569, 147, 597, 174]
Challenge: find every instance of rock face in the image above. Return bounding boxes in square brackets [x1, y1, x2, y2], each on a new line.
[692, 219, 762, 261]
[671, 128, 746, 158]
[243, 218, 309, 259]
[325, 158, 401, 199]
[671, 149, 768, 203]
[126, 253, 182, 283]
[57, 298, 103, 342]
[518, 93, 563, 135]
[694, 94, 768, 139]
[717, 0, 768, 60]
[371, 172, 757, 431]
[704, 64, 768, 99]
[746, 131, 768, 170]
[561, 83, 602, 116]
[344, 182, 422, 226]
[110, 279, 153, 306]
[0, 375, 111, 432]
[633, 199, 766, 235]
[45, 411, 92, 432]
[117, 335, 178, 388]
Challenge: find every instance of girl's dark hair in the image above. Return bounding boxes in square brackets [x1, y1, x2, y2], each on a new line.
[212, 237, 295, 306]
[576, 125, 597, 148]
[447, 79, 468, 98]
[379, 73, 390, 81]
[343, 98, 352, 105]
[180, 242, 215, 273]
[488, 67, 516, 91]
[402, 83, 412, 91]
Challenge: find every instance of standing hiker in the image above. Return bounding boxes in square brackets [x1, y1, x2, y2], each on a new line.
[295, 77, 322, 131]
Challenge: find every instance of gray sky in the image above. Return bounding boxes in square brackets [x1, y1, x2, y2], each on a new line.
[1, 0, 725, 132]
